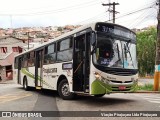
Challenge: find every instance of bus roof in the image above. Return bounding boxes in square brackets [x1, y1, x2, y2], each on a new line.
[14, 22, 134, 58]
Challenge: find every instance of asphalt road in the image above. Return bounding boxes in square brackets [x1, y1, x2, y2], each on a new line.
[0, 83, 160, 120]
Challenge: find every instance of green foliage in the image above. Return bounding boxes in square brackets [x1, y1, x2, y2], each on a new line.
[137, 27, 157, 77]
[137, 84, 154, 91]
[57, 27, 63, 31]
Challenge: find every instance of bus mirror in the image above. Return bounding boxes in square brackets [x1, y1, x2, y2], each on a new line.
[91, 33, 96, 45]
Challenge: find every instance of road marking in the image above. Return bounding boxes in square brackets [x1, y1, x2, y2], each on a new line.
[134, 94, 160, 105]
[148, 101, 160, 104]
[144, 98, 160, 101]
[0, 91, 32, 104]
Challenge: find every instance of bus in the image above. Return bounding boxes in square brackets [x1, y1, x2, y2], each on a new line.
[14, 22, 138, 100]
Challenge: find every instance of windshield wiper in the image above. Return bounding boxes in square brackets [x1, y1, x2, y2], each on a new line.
[125, 42, 135, 68]
[116, 43, 121, 61]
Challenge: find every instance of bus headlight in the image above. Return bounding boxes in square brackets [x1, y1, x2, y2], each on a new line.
[94, 72, 101, 79]
[94, 72, 110, 84]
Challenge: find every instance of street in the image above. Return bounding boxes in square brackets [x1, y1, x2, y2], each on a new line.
[0, 82, 160, 120]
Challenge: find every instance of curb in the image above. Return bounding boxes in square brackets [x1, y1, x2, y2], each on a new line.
[0, 80, 16, 84]
[133, 91, 160, 93]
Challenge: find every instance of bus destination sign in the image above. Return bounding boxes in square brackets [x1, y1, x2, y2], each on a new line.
[96, 23, 136, 40]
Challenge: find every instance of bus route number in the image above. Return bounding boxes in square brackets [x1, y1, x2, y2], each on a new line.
[102, 26, 114, 33]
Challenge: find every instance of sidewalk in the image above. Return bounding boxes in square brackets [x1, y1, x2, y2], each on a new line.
[0, 80, 16, 84]
[134, 90, 160, 93]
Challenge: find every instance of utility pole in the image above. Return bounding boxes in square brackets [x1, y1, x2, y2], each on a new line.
[102, 2, 119, 23]
[27, 32, 30, 50]
[154, 0, 160, 91]
[10, 15, 13, 28]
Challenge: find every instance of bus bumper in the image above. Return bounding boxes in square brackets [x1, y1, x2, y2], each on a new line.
[91, 79, 138, 95]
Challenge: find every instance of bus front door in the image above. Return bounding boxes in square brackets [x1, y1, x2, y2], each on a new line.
[35, 50, 43, 89]
[73, 33, 90, 93]
[17, 57, 22, 84]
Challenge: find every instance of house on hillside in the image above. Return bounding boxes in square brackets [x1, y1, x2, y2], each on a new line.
[0, 36, 26, 80]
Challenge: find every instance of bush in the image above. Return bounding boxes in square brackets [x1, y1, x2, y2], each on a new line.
[137, 84, 154, 91]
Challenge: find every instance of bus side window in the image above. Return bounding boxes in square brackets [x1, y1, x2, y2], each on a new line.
[14, 58, 18, 69]
[27, 51, 35, 67]
[44, 43, 56, 64]
[57, 38, 73, 62]
[21, 54, 28, 68]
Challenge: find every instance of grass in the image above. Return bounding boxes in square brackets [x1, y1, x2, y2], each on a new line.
[136, 84, 154, 91]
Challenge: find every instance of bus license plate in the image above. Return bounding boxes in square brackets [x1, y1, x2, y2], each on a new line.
[119, 86, 126, 90]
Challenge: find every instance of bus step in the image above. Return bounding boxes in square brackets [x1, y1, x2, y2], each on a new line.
[85, 89, 89, 93]
[36, 86, 42, 90]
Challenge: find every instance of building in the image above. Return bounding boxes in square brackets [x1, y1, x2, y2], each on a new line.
[0, 36, 26, 80]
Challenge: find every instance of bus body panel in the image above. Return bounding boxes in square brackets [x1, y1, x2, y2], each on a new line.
[18, 62, 73, 92]
[89, 63, 138, 95]
[20, 67, 35, 87]
[42, 62, 73, 91]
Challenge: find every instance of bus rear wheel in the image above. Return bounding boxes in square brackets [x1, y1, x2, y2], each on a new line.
[58, 79, 74, 100]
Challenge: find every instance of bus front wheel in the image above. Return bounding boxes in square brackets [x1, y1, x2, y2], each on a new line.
[94, 94, 105, 97]
[58, 79, 74, 100]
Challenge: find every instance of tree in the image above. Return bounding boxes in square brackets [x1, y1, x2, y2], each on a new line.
[57, 27, 63, 31]
[137, 27, 157, 77]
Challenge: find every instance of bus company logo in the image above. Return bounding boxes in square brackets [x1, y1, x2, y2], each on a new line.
[2, 112, 11, 117]
[43, 68, 57, 73]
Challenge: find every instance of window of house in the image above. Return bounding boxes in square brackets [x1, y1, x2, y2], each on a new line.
[0, 47, 7, 53]
[18, 47, 23, 53]
[12, 47, 19, 52]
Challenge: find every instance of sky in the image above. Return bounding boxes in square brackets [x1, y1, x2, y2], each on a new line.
[0, 0, 158, 29]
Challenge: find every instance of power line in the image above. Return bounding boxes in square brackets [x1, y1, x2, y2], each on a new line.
[0, 0, 95, 12]
[106, 4, 156, 22]
[75, 12, 107, 24]
[129, 9, 155, 28]
[0, 0, 100, 16]
[75, 1, 156, 26]
[78, 2, 156, 24]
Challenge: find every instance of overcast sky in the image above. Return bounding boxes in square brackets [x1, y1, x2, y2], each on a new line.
[0, 0, 158, 29]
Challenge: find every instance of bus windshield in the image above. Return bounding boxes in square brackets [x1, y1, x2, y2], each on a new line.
[94, 33, 137, 69]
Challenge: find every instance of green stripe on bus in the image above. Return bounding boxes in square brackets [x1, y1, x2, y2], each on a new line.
[21, 68, 35, 79]
[21, 68, 54, 89]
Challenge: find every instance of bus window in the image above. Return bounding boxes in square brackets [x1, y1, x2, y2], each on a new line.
[57, 38, 73, 62]
[21, 54, 28, 68]
[14, 57, 18, 69]
[97, 39, 114, 65]
[28, 51, 35, 67]
[44, 43, 56, 64]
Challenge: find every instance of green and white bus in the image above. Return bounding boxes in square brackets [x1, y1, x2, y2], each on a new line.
[14, 22, 138, 100]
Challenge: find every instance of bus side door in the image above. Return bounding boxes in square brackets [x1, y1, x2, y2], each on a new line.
[35, 49, 44, 88]
[17, 57, 22, 84]
[73, 31, 91, 92]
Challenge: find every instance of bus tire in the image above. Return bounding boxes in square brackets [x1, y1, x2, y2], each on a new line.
[23, 77, 30, 91]
[94, 94, 105, 97]
[58, 79, 74, 100]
